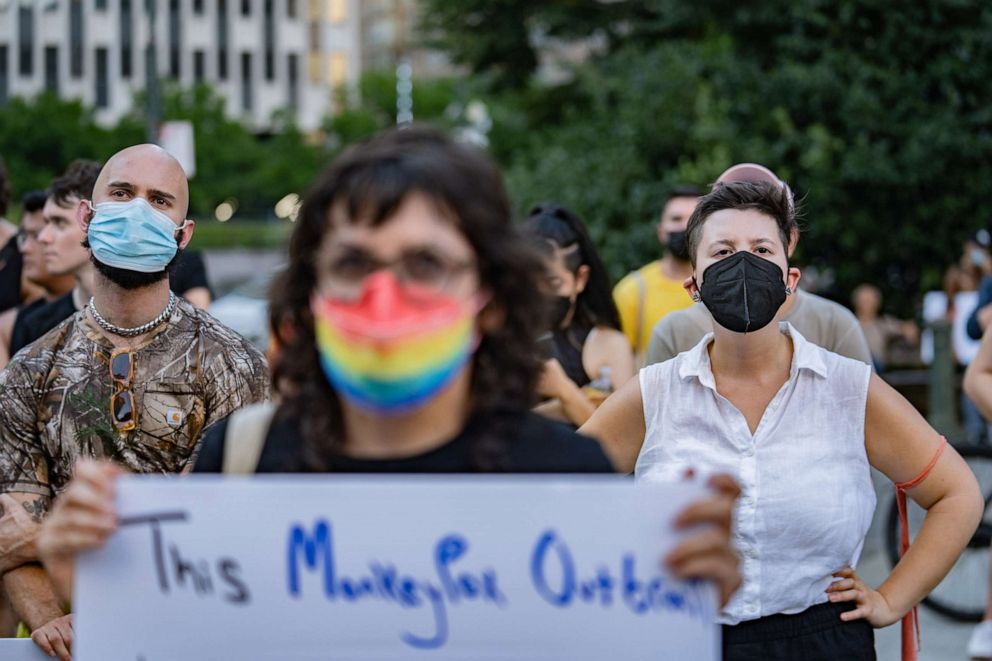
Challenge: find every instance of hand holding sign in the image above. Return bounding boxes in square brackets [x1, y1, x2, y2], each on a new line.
[69, 476, 734, 660]
[38, 460, 122, 605]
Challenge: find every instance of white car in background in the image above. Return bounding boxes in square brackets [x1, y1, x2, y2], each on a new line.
[208, 269, 279, 351]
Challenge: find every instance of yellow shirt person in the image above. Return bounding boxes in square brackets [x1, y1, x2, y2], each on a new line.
[614, 260, 694, 359]
[612, 186, 701, 362]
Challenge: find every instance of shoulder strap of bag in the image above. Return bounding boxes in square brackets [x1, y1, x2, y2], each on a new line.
[222, 402, 278, 474]
[633, 270, 647, 365]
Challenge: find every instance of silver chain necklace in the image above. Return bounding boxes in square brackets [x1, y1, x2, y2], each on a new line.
[88, 291, 177, 337]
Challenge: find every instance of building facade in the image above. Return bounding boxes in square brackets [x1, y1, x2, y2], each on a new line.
[0, 0, 361, 131]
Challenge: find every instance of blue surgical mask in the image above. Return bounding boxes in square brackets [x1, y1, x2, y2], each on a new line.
[87, 198, 189, 273]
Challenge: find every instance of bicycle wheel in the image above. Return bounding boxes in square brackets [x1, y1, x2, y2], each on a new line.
[885, 443, 992, 622]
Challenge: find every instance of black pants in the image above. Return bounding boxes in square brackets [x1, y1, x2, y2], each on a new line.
[722, 601, 876, 661]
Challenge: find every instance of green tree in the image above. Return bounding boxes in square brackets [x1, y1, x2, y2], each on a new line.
[0, 93, 143, 205]
[459, 1, 992, 314]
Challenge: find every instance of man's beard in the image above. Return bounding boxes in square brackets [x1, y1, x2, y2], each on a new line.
[90, 249, 182, 290]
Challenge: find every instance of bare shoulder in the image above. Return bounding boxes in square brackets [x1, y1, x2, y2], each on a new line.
[587, 326, 631, 353]
[579, 373, 645, 473]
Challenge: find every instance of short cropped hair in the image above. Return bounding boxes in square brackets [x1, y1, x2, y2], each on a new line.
[685, 180, 799, 267]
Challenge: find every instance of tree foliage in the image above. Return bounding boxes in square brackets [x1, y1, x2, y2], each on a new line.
[431, 0, 992, 314]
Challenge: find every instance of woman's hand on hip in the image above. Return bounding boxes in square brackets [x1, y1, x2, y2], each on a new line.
[826, 566, 901, 628]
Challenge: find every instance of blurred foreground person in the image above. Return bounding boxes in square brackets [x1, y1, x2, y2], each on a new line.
[527, 204, 633, 426]
[37, 127, 742, 644]
[583, 180, 982, 661]
[0, 144, 268, 660]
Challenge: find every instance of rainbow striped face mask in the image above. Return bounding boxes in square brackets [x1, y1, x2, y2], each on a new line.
[310, 271, 483, 415]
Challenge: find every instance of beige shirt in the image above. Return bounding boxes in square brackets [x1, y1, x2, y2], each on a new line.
[0, 298, 270, 496]
[644, 289, 873, 366]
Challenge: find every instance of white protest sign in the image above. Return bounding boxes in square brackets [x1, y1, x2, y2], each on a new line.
[74, 476, 719, 661]
[0, 639, 51, 661]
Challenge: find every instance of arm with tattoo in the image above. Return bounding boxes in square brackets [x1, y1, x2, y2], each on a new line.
[0, 492, 65, 634]
[0, 493, 49, 573]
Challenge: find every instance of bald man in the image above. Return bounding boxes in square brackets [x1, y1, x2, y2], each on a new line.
[0, 145, 269, 660]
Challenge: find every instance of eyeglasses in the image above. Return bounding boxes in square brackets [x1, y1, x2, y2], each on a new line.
[15, 228, 40, 251]
[109, 349, 136, 433]
[321, 247, 476, 301]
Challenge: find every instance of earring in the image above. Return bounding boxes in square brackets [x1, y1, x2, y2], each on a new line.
[785, 286, 793, 295]
[691, 292, 701, 303]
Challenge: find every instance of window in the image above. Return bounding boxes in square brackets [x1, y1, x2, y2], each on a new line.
[44, 46, 58, 93]
[193, 50, 205, 83]
[328, 52, 346, 87]
[287, 53, 299, 111]
[168, 0, 181, 78]
[0, 46, 8, 105]
[241, 52, 253, 112]
[120, 0, 133, 78]
[326, 0, 346, 23]
[287, 0, 297, 19]
[263, 0, 275, 81]
[69, 0, 84, 78]
[308, 53, 320, 84]
[95, 47, 109, 108]
[17, 6, 33, 77]
[241, 0, 251, 16]
[217, 0, 229, 79]
[96, 0, 109, 9]
[193, 0, 204, 14]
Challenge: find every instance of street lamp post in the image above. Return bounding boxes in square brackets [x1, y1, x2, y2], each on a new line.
[145, 0, 160, 143]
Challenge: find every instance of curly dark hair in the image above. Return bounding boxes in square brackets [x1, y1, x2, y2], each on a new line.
[271, 125, 549, 471]
[525, 203, 621, 332]
[686, 180, 800, 267]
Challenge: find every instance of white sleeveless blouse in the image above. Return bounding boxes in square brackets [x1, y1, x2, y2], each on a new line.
[635, 323, 876, 625]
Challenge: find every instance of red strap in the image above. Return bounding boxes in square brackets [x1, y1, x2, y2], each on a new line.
[894, 437, 947, 661]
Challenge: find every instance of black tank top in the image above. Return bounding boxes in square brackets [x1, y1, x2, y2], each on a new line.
[0, 234, 23, 313]
[551, 322, 593, 387]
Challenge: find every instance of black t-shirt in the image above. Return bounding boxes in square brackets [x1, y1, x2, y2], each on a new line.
[193, 409, 615, 474]
[9, 291, 76, 355]
[169, 250, 212, 298]
[0, 234, 23, 313]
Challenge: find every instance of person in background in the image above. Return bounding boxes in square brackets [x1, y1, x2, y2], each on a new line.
[613, 185, 701, 363]
[946, 230, 990, 321]
[35, 127, 743, 630]
[851, 284, 920, 373]
[646, 163, 872, 366]
[963, 329, 992, 660]
[2, 161, 103, 368]
[942, 231, 992, 444]
[0, 191, 76, 364]
[169, 250, 212, 309]
[582, 179, 982, 660]
[527, 204, 634, 427]
[966, 230, 992, 341]
[0, 154, 23, 313]
[0, 144, 269, 661]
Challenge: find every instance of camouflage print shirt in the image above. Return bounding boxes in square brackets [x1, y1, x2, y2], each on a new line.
[0, 297, 270, 496]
